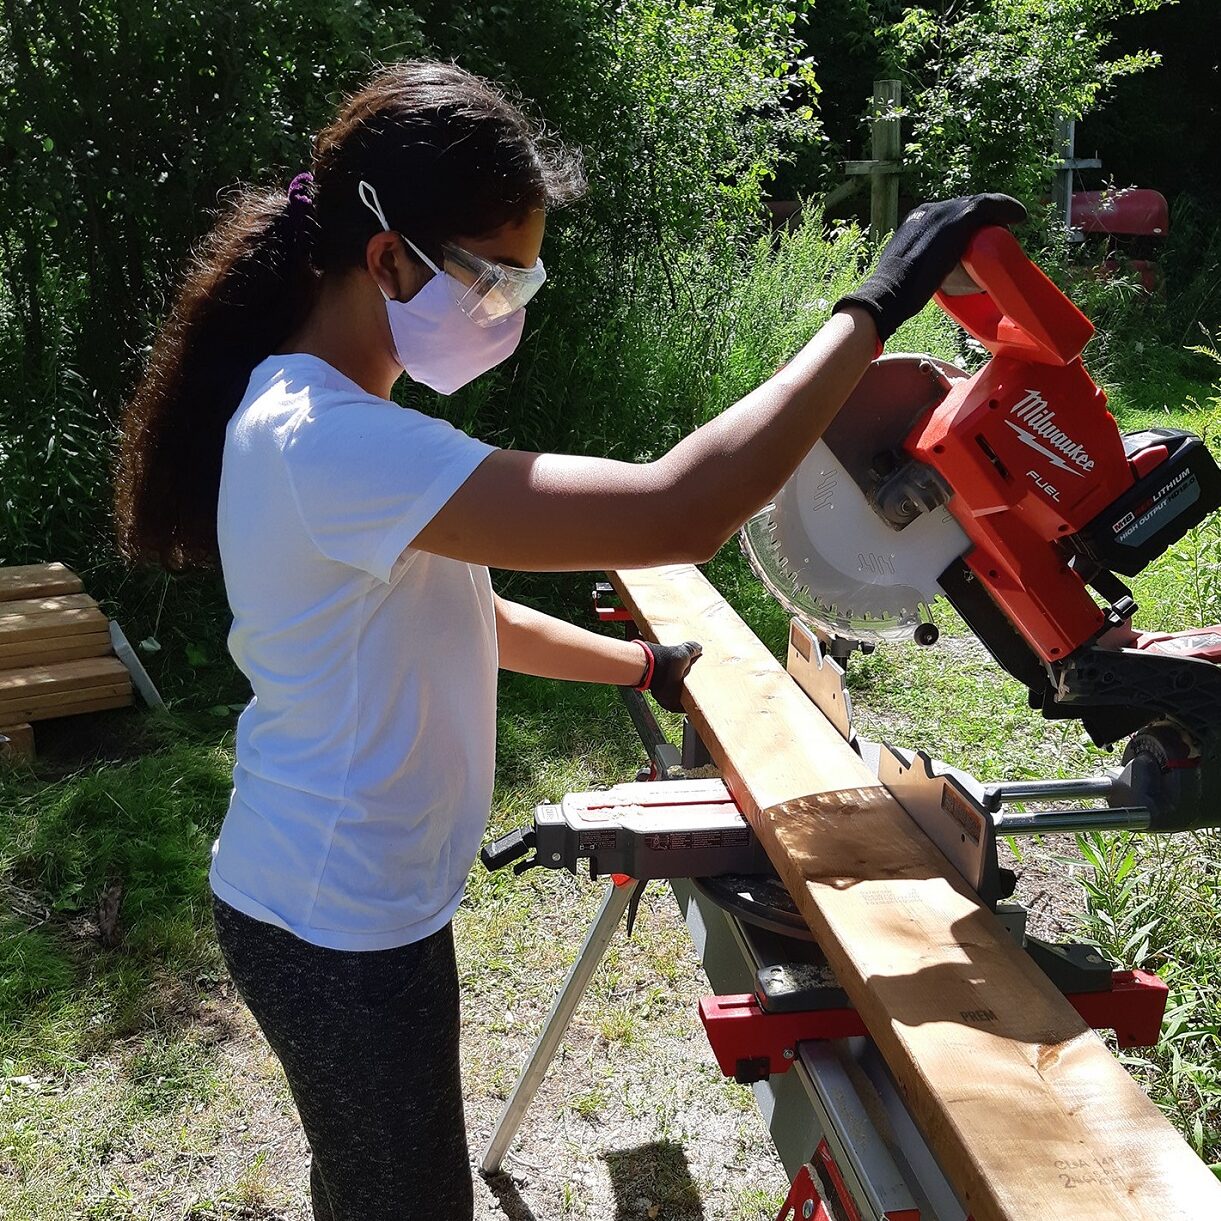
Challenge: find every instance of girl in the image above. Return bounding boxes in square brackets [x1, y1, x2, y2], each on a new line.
[116, 58, 1021, 1221]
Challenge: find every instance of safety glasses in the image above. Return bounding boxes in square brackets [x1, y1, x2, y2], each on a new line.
[358, 180, 546, 328]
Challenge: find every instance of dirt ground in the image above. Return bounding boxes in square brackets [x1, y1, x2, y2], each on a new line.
[118, 842, 1090, 1220]
[117, 885, 796, 1220]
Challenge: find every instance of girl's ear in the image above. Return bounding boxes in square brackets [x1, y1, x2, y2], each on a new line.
[366, 230, 427, 303]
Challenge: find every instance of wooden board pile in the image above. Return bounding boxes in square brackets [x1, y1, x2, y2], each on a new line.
[0, 563, 133, 760]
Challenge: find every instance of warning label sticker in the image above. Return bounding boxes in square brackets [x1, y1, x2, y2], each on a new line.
[642, 828, 752, 851]
[578, 830, 619, 852]
[941, 783, 984, 844]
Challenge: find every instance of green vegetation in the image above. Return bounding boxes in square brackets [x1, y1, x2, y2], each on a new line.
[884, 0, 1169, 205]
[3, 326, 1220, 1214]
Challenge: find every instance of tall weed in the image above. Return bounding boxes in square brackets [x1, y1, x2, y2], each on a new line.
[1078, 829, 1221, 1158]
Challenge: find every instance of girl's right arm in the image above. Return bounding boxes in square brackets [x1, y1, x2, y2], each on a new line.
[412, 194, 1027, 573]
[412, 305, 877, 571]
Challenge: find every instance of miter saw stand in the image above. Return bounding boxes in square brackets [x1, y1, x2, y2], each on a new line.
[479, 587, 1174, 1221]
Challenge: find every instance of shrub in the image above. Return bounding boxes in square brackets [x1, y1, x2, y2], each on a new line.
[0, 1, 817, 575]
[882, 1, 1169, 212]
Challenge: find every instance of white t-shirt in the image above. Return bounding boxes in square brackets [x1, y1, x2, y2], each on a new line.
[209, 352, 499, 951]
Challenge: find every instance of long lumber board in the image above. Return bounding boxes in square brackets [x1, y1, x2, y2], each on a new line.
[0, 629, 112, 669]
[611, 564, 1221, 1221]
[0, 595, 106, 645]
[0, 656, 129, 696]
[0, 658, 132, 724]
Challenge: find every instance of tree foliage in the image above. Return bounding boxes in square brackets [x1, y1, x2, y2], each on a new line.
[0, 1, 429, 393]
[0, 0, 815, 565]
[0, 0, 1195, 573]
[881, 0, 1170, 205]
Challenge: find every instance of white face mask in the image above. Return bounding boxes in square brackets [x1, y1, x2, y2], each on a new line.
[357, 179, 531, 395]
[380, 275, 525, 396]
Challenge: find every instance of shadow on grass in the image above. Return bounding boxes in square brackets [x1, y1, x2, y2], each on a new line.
[604, 1140, 706, 1220]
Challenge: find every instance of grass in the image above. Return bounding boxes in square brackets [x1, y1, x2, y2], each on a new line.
[0, 679, 733, 1218]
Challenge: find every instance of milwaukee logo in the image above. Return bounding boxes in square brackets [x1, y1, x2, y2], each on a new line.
[1004, 390, 1095, 477]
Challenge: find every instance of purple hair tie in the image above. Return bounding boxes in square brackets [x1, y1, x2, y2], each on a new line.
[286, 171, 315, 220]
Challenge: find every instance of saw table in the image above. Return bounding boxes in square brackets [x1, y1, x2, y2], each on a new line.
[480, 576, 1221, 1220]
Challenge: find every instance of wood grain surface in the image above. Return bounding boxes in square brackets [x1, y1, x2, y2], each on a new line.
[611, 563, 1221, 1221]
[0, 594, 107, 645]
[0, 562, 84, 602]
[0, 629, 112, 669]
[0, 657, 132, 723]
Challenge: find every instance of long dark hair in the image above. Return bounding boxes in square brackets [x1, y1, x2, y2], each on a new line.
[115, 60, 584, 568]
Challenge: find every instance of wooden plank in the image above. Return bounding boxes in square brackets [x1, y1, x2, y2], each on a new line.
[0, 593, 98, 617]
[0, 605, 107, 643]
[0, 657, 130, 704]
[0, 722, 34, 762]
[0, 610, 108, 644]
[610, 564, 1221, 1221]
[0, 630, 112, 669]
[45, 692, 132, 717]
[0, 563, 84, 602]
[0, 677, 132, 711]
[843, 159, 902, 175]
[0, 684, 132, 724]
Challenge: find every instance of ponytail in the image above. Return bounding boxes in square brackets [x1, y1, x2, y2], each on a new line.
[115, 60, 584, 569]
[115, 182, 317, 568]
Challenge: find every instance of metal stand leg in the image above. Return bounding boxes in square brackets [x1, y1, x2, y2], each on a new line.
[480, 879, 639, 1173]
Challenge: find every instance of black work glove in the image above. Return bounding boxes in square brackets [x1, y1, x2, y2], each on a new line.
[633, 640, 703, 713]
[833, 193, 1028, 342]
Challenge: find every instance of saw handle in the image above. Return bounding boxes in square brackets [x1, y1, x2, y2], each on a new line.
[933, 226, 1093, 366]
[480, 825, 539, 873]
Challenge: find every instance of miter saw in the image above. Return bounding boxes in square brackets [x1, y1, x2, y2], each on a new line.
[742, 225, 1221, 832]
[481, 231, 1221, 1217]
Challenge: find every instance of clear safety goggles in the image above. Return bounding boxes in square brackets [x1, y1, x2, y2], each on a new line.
[358, 180, 546, 328]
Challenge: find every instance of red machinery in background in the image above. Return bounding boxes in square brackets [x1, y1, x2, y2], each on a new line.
[1072, 187, 1171, 291]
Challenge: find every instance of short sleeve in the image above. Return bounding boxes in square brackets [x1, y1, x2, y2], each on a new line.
[282, 399, 496, 582]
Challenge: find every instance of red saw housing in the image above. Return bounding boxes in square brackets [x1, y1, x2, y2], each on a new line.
[899, 227, 1216, 663]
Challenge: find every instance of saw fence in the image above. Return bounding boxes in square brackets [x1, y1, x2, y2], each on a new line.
[610, 563, 1220, 1221]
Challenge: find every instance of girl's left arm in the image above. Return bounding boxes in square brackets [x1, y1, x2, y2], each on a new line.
[494, 595, 649, 685]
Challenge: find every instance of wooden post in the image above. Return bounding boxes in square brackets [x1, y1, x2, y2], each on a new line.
[870, 79, 902, 242]
[1052, 115, 1101, 237]
[843, 81, 903, 243]
[1051, 116, 1075, 231]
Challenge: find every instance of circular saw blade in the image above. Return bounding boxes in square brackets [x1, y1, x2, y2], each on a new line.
[741, 354, 971, 644]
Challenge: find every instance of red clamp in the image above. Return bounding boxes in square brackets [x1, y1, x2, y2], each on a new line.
[702, 969, 1168, 1083]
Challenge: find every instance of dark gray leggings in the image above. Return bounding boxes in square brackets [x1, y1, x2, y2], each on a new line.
[212, 896, 473, 1220]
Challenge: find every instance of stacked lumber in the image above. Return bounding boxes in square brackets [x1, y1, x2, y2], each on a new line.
[0, 563, 133, 754]
[611, 564, 1221, 1221]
